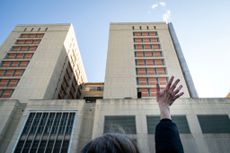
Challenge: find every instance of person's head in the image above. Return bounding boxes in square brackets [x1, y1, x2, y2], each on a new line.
[81, 133, 140, 153]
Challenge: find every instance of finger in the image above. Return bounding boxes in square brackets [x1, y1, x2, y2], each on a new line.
[173, 92, 184, 101]
[156, 83, 160, 96]
[170, 79, 180, 91]
[169, 100, 174, 106]
[166, 76, 174, 90]
[173, 85, 183, 96]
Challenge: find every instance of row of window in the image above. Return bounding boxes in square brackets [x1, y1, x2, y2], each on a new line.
[1, 61, 29, 67]
[134, 44, 161, 50]
[20, 33, 44, 38]
[136, 68, 167, 75]
[24, 27, 48, 32]
[132, 26, 156, 30]
[5, 53, 33, 59]
[0, 79, 19, 87]
[0, 69, 24, 77]
[11, 46, 37, 52]
[0, 89, 14, 98]
[104, 115, 230, 134]
[135, 51, 162, 57]
[134, 38, 159, 43]
[133, 31, 168, 97]
[138, 88, 158, 97]
[0, 33, 41, 98]
[136, 77, 168, 86]
[133, 32, 158, 37]
[59, 81, 79, 99]
[58, 63, 80, 99]
[136, 59, 164, 66]
[16, 39, 41, 44]
[14, 112, 75, 153]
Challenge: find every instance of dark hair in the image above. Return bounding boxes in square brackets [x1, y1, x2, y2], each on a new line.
[81, 133, 140, 153]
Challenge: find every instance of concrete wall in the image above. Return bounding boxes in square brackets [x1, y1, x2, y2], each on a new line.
[4, 99, 93, 153]
[1, 98, 230, 153]
[92, 98, 230, 153]
[104, 23, 137, 98]
[0, 100, 25, 153]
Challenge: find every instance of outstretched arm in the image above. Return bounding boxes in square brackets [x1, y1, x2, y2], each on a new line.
[155, 76, 184, 153]
[156, 76, 184, 119]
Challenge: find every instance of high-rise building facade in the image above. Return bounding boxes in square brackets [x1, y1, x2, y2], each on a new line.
[0, 23, 230, 153]
[104, 22, 197, 99]
[0, 24, 87, 100]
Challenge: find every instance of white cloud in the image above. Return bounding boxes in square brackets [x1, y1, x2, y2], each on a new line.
[151, 4, 159, 9]
[163, 10, 171, 23]
[150, 0, 171, 22]
[159, 2, 166, 7]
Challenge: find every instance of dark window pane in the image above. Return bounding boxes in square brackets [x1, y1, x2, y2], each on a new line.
[172, 116, 191, 133]
[14, 140, 24, 153]
[22, 140, 32, 153]
[66, 113, 75, 134]
[22, 113, 35, 135]
[61, 140, 69, 153]
[29, 113, 42, 135]
[37, 113, 48, 134]
[147, 115, 191, 134]
[198, 115, 230, 133]
[52, 113, 62, 134]
[30, 140, 39, 152]
[58, 113, 68, 134]
[104, 116, 136, 134]
[53, 140, 62, 153]
[45, 140, 54, 153]
[146, 116, 159, 134]
[37, 140, 47, 153]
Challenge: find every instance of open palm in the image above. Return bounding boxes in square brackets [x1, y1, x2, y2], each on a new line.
[156, 76, 184, 106]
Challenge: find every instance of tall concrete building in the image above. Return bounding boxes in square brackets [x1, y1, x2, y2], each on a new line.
[0, 24, 88, 153]
[0, 24, 87, 100]
[104, 22, 197, 99]
[0, 23, 230, 153]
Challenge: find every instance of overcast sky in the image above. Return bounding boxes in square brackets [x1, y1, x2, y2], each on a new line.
[1, 0, 230, 97]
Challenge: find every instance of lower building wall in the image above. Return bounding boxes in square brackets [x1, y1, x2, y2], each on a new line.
[92, 98, 230, 153]
[1, 98, 230, 153]
[0, 100, 25, 153]
[1, 99, 93, 153]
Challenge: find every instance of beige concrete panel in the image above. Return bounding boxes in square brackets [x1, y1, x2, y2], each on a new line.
[158, 26, 190, 97]
[0, 30, 20, 59]
[104, 24, 137, 98]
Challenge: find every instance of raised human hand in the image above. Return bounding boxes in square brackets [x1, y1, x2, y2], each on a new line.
[156, 76, 184, 119]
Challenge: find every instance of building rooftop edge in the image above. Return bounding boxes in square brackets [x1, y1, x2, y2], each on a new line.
[16, 23, 72, 27]
[110, 22, 168, 25]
